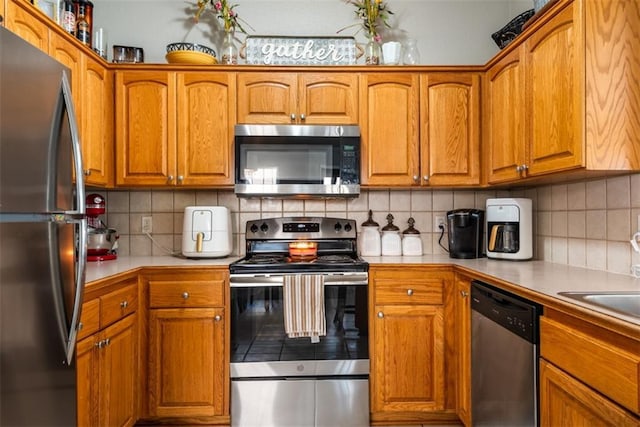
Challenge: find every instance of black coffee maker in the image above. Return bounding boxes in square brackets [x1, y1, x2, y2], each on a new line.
[446, 209, 484, 259]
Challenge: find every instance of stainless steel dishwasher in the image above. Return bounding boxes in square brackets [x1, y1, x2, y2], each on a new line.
[471, 280, 542, 426]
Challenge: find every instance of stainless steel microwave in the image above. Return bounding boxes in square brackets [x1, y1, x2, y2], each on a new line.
[234, 124, 360, 199]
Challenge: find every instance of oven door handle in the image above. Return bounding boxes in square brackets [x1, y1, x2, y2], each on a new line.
[230, 272, 369, 287]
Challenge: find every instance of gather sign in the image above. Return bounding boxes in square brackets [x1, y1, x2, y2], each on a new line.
[243, 36, 359, 65]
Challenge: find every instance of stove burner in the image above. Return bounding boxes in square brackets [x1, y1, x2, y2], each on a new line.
[241, 254, 288, 264]
[315, 254, 355, 263]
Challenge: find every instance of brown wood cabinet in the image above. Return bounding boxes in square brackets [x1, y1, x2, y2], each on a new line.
[524, 2, 582, 177]
[540, 311, 640, 416]
[484, 46, 526, 184]
[370, 266, 458, 424]
[5, 0, 48, 51]
[115, 71, 235, 186]
[143, 269, 229, 422]
[540, 360, 639, 427]
[420, 73, 480, 186]
[485, 0, 640, 183]
[360, 73, 420, 186]
[454, 274, 472, 427]
[237, 72, 358, 124]
[82, 54, 114, 186]
[77, 279, 139, 427]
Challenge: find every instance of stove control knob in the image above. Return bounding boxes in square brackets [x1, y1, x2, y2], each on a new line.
[250, 224, 259, 234]
[344, 223, 352, 232]
[334, 222, 342, 232]
[260, 223, 269, 233]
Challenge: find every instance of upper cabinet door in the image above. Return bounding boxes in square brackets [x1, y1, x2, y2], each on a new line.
[6, 0, 48, 52]
[176, 72, 236, 186]
[360, 73, 420, 186]
[525, 2, 583, 176]
[115, 71, 176, 186]
[82, 54, 113, 186]
[298, 73, 358, 124]
[485, 47, 526, 184]
[236, 72, 297, 123]
[420, 73, 480, 186]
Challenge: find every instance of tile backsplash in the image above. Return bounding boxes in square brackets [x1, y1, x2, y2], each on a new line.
[96, 172, 640, 276]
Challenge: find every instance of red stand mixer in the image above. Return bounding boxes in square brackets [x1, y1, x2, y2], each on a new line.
[86, 193, 118, 261]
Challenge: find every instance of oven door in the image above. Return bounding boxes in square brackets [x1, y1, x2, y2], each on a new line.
[230, 272, 369, 427]
[230, 272, 369, 377]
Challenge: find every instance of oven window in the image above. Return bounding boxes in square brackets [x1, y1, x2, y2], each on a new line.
[231, 285, 368, 362]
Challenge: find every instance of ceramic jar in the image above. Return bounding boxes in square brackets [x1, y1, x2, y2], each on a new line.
[381, 214, 402, 256]
[402, 217, 423, 256]
[359, 210, 381, 256]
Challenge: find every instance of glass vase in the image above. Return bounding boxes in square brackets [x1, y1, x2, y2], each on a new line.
[220, 29, 238, 65]
[402, 39, 420, 65]
[364, 35, 381, 65]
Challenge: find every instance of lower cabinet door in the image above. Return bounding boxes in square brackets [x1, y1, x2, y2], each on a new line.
[371, 305, 445, 413]
[539, 359, 639, 427]
[100, 313, 138, 427]
[148, 308, 225, 417]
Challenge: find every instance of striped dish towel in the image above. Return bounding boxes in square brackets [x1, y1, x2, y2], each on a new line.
[283, 274, 326, 343]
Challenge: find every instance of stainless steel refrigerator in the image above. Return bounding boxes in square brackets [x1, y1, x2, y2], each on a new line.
[0, 26, 87, 425]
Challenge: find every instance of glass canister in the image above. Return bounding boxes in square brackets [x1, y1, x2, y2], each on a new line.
[402, 217, 423, 256]
[74, 0, 93, 46]
[381, 213, 402, 256]
[359, 210, 381, 256]
[402, 39, 420, 65]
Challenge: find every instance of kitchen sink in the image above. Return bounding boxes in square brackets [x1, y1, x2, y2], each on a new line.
[558, 291, 640, 318]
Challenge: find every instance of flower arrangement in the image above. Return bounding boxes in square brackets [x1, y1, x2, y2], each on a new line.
[194, 0, 250, 34]
[340, 0, 393, 42]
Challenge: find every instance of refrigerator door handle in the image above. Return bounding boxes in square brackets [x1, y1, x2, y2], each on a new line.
[60, 71, 86, 364]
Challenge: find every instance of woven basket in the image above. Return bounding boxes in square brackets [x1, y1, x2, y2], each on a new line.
[491, 9, 535, 49]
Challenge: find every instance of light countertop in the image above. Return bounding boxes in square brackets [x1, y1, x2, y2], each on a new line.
[86, 254, 640, 327]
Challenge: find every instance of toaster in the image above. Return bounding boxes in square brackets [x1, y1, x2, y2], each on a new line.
[182, 206, 232, 258]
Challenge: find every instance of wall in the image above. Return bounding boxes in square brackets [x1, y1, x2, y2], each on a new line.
[92, 0, 533, 65]
[97, 172, 640, 277]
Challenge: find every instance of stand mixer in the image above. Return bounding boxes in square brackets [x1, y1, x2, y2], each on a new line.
[86, 193, 118, 261]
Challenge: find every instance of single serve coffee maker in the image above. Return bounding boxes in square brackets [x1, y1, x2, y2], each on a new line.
[446, 209, 485, 259]
[486, 198, 532, 260]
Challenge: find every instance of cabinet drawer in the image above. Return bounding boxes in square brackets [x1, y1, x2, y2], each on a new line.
[540, 316, 640, 414]
[374, 279, 443, 305]
[100, 284, 138, 328]
[78, 298, 100, 340]
[149, 280, 224, 308]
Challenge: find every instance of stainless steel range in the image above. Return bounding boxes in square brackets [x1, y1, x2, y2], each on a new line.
[229, 217, 369, 427]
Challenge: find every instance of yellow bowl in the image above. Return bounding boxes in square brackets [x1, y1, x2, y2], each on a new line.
[165, 50, 217, 65]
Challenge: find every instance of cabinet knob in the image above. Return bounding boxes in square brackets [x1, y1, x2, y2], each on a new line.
[300, 114, 306, 121]
[83, 170, 91, 176]
[120, 300, 128, 308]
[377, 311, 384, 318]
[460, 290, 468, 298]
[214, 315, 222, 322]
[95, 340, 103, 349]
[167, 175, 174, 183]
[290, 113, 296, 121]
[104, 338, 111, 346]
[516, 165, 522, 172]
[407, 289, 414, 296]
[78, 322, 84, 331]
[413, 175, 420, 183]
[423, 175, 429, 182]
[182, 292, 189, 299]
[177, 175, 184, 183]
